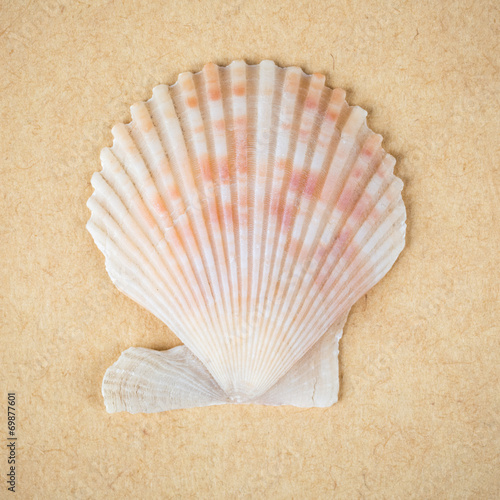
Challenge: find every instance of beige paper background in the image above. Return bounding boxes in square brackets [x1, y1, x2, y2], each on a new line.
[1, 0, 499, 498]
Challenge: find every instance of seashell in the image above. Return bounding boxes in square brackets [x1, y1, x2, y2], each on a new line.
[87, 60, 406, 413]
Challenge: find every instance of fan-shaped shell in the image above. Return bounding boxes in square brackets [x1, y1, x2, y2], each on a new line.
[87, 60, 406, 412]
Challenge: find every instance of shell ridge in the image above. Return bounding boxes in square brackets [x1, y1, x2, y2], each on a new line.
[113, 116, 214, 322]
[126, 88, 233, 382]
[257, 120, 390, 391]
[277, 132, 386, 337]
[201, 64, 239, 332]
[218, 65, 242, 336]
[274, 173, 397, 364]
[95, 147, 216, 343]
[247, 63, 292, 393]
[177, 72, 232, 326]
[192, 69, 233, 314]
[226, 61, 248, 374]
[168, 77, 235, 383]
[291, 169, 403, 332]
[127, 100, 222, 342]
[303, 213, 406, 356]
[221, 64, 247, 380]
[252, 72, 328, 386]
[236, 62, 259, 386]
[320, 154, 398, 279]
[249, 66, 305, 382]
[87, 218, 194, 339]
[196, 66, 243, 389]
[148, 86, 221, 315]
[257, 87, 345, 344]
[244, 61, 279, 392]
[89, 176, 179, 306]
[253, 106, 367, 392]
[265, 99, 353, 330]
[249, 89, 349, 390]
[275, 107, 366, 302]
[200, 63, 240, 383]
[285, 184, 406, 362]
[176, 69, 253, 393]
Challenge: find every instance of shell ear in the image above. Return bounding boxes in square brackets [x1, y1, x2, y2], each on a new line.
[255, 312, 348, 407]
[102, 311, 348, 413]
[102, 346, 229, 413]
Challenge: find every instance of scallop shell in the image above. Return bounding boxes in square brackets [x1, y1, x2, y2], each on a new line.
[87, 60, 406, 413]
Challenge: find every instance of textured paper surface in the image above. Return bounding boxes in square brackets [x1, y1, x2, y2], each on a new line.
[1, 0, 499, 498]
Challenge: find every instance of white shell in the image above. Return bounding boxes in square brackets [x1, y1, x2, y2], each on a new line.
[87, 61, 406, 413]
